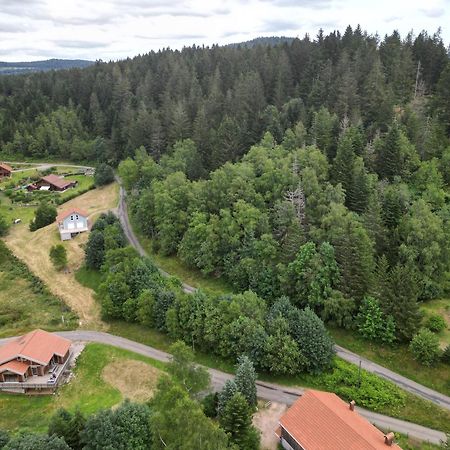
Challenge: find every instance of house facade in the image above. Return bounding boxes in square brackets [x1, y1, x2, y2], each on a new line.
[57, 207, 89, 240]
[0, 329, 72, 394]
[276, 390, 402, 450]
[0, 163, 12, 178]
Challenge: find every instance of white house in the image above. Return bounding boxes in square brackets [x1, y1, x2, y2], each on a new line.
[57, 208, 89, 241]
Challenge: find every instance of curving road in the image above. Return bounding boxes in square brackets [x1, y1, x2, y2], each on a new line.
[6, 162, 94, 171]
[115, 176, 450, 413]
[0, 330, 446, 444]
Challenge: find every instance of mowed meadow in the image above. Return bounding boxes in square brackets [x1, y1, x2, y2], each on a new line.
[3, 182, 119, 330]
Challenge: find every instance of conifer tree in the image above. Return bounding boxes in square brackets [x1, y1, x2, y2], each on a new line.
[234, 355, 257, 409]
[376, 121, 403, 180]
[219, 392, 260, 450]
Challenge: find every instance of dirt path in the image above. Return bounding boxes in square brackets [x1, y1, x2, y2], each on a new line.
[253, 401, 287, 450]
[4, 183, 119, 330]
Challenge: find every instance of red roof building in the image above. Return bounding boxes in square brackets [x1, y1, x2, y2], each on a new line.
[0, 329, 72, 393]
[35, 174, 76, 191]
[56, 207, 89, 223]
[0, 163, 12, 178]
[275, 390, 402, 450]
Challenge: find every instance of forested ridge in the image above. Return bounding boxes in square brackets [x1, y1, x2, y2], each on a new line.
[2, 26, 450, 357]
[0, 26, 449, 167]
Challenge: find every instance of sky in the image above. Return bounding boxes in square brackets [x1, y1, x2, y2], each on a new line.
[0, 0, 449, 62]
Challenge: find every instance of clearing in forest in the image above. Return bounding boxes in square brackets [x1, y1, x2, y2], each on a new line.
[3, 183, 119, 330]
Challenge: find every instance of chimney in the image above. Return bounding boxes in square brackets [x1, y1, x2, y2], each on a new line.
[349, 400, 355, 411]
[384, 432, 395, 446]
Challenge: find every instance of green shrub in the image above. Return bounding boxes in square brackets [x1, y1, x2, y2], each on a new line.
[442, 345, 450, 365]
[318, 358, 406, 412]
[94, 163, 115, 186]
[29, 202, 57, 231]
[0, 214, 9, 237]
[409, 328, 442, 366]
[49, 244, 68, 271]
[425, 313, 447, 333]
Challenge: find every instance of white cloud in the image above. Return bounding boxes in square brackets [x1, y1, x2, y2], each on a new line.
[0, 0, 448, 61]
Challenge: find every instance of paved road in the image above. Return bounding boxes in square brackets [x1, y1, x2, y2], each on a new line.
[114, 177, 450, 415]
[6, 162, 94, 172]
[115, 176, 196, 294]
[336, 345, 450, 410]
[0, 331, 445, 443]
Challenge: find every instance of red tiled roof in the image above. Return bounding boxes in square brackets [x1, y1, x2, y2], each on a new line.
[278, 390, 402, 450]
[0, 163, 12, 172]
[41, 174, 74, 190]
[0, 360, 30, 375]
[0, 330, 71, 366]
[57, 207, 89, 223]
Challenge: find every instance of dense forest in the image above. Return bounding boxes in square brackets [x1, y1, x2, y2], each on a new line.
[0, 26, 449, 167]
[1, 26, 450, 353]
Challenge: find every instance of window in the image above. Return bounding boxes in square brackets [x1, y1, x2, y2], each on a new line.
[75, 214, 79, 220]
[70, 215, 74, 221]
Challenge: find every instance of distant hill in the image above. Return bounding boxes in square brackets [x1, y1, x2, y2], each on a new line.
[0, 59, 95, 75]
[228, 36, 295, 48]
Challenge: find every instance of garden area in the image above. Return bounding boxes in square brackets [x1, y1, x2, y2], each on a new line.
[0, 343, 165, 433]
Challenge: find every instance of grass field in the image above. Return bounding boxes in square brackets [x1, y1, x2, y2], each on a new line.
[421, 298, 450, 347]
[59, 174, 95, 201]
[0, 343, 165, 433]
[3, 183, 119, 329]
[131, 217, 233, 295]
[330, 327, 450, 398]
[394, 434, 442, 450]
[0, 241, 77, 337]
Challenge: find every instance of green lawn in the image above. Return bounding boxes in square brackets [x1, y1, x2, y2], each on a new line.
[0, 168, 38, 188]
[130, 217, 233, 295]
[0, 193, 36, 224]
[330, 327, 450, 397]
[0, 173, 95, 224]
[0, 343, 166, 433]
[421, 298, 450, 346]
[394, 433, 442, 450]
[75, 266, 103, 292]
[59, 174, 95, 200]
[0, 241, 77, 337]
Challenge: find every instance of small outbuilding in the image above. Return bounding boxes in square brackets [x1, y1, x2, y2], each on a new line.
[0, 163, 12, 179]
[57, 207, 89, 241]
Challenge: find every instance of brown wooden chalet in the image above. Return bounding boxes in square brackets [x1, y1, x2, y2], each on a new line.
[0, 163, 12, 178]
[275, 390, 402, 450]
[0, 329, 72, 394]
[33, 174, 77, 192]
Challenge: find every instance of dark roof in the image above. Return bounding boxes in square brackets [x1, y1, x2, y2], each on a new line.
[41, 174, 74, 190]
[278, 390, 402, 450]
[0, 163, 12, 172]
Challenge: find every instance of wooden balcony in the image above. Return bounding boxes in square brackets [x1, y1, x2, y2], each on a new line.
[0, 353, 71, 392]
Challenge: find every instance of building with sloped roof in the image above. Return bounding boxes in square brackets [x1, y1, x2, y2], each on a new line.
[0, 329, 72, 394]
[275, 390, 402, 450]
[35, 174, 76, 191]
[0, 163, 12, 178]
[56, 207, 89, 240]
